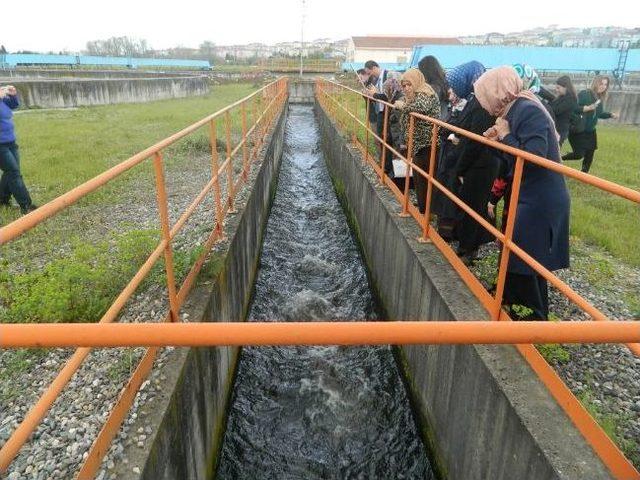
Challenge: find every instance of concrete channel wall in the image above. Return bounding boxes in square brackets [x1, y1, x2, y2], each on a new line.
[8, 76, 209, 108]
[0, 68, 195, 79]
[315, 102, 613, 479]
[111, 106, 288, 480]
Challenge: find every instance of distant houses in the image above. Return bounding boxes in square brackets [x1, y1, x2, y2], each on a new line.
[345, 36, 461, 64]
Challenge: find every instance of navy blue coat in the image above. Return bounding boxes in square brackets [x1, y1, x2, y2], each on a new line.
[501, 98, 570, 275]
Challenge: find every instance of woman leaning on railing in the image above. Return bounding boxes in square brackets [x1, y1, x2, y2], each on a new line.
[394, 68, 441, 215]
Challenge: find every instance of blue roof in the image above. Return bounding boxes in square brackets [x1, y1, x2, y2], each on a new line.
[0, 54, 211, 70]
[409, 45, 640, 72]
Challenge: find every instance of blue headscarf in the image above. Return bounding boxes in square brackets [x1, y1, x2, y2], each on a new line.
[446, 61, 486, 100]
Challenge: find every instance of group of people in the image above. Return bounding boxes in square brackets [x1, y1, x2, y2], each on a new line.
[356, 58, 616, 320]
[0, 84, 37, 215]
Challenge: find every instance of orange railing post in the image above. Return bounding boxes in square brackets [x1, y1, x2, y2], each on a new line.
[225, 110, 236, 213]
[379, 106, 390, 183]
[400, 115, 414, 217]
[209, 118, 224, 236]
[364, 98, 370, 165]
[152, 151, 180, 322]
[419, 124, 440, 242]
[492, 156, 525, 321]
[252, 95, 259, 160]
[0, 79, 289, 477]
[241, 102, 249, 180]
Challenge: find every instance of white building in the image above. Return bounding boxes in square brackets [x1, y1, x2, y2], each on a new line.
[346, 36, 461, 64]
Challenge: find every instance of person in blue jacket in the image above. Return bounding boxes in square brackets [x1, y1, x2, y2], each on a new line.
[0, 85, 37, 215]
[474, 67, 570, 320]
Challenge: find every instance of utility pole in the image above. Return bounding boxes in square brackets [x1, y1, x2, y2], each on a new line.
[299, 0, 305, 77]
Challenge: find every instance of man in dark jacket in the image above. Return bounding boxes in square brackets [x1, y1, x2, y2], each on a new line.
[0, 85, 37, 215]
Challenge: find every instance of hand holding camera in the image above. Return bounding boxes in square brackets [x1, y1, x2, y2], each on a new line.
[0, 85, 17, 98]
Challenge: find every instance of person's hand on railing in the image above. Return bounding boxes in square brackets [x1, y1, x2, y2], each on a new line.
[394, 100, 405, 109]
[363, 85, 377, 97]
[493, 118, 511, 141]
[487, 202, 496, 219]
[447, 133, 460, 146]
[483, 126, 499, 140]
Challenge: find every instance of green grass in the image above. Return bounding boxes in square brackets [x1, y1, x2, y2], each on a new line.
[562, 124, 640, 266]
[8, 83, 256, 203]
[0, 84, 259, 325]
[0, 348, 50, 403]
[578, 387, 640, 464]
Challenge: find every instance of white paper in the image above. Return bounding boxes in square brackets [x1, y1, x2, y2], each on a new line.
[392, 159, 413, 178]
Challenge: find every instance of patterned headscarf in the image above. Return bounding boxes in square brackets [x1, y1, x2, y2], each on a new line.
[446, 61, 486, 100]
[512, 63, 541, 93]
[383, 77, 402, 101]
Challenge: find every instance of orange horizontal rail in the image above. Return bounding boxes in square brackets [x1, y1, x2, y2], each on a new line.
[316, 80, 640, 334]
[329, 79, 639, 203]
[0, 79, 283, 246]
[0, 78, 289, 476]
[1, 321, 639, 348]
[316, 78, 640, 480]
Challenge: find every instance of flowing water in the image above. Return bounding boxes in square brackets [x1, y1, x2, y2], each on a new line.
[216, 104, 433, 479]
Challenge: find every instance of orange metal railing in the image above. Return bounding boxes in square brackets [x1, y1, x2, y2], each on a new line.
[0, 77, 289, 478]
[2, 321, 640, 348]
[314, 78, 640, 480]
[257, 58, 340, 73]
[2, 76, 640, 479]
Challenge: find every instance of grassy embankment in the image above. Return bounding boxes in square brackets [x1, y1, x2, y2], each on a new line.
[0, 83, 258, 325]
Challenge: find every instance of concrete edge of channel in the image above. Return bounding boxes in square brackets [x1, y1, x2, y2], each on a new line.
[314, 99, 613, 480]
[110, 103, 289, 480]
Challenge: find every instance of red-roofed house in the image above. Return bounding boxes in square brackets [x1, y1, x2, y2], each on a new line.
[347, 35, 462, 63]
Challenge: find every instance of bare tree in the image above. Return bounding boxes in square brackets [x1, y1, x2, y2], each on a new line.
[85, 37, 151, 57]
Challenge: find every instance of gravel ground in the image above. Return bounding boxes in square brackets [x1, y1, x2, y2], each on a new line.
[469, 239, 640, 467]
[351, 140, 640, 467]
[0, 130, 261, 479]
[2, 115, 638, 476]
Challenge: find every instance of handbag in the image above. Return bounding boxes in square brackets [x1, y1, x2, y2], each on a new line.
[569, 112, 587, 134]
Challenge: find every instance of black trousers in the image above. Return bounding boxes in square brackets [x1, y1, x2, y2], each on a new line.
[562, 149, 595, 173]
[503, 272, 549, 320]
[413, 147, 430, 214]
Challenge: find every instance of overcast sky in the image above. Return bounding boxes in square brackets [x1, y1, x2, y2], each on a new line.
[3, 0, 638, 52]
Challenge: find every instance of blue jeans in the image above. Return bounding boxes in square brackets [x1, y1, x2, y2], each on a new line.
[0, 142, 33, 209]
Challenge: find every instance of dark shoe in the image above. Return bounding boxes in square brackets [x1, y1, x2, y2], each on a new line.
[457, 248, 478, 266]
[20, 204, 38, 215]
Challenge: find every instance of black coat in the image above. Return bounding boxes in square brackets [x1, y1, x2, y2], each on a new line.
[432, 102, 468, 219]
[454, 96, 499, 252]
[501, 98, 570, 275]
[551, 94, 579, 138]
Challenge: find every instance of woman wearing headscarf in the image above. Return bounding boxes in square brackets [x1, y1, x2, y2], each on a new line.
[475, 66, 570, 321]
[488, 63, 549, 233]
[432, 61, 486, 242]
[394, 68, 441, 214]
[448, 61, 498, 264]
[562, 75, 616, 173]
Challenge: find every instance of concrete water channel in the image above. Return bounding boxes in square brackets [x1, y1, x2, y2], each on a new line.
[119, 80, 615, 480]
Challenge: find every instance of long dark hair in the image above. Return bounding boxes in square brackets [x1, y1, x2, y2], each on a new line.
[556, 75, 577, 100]
[418, 55, 448, 102]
